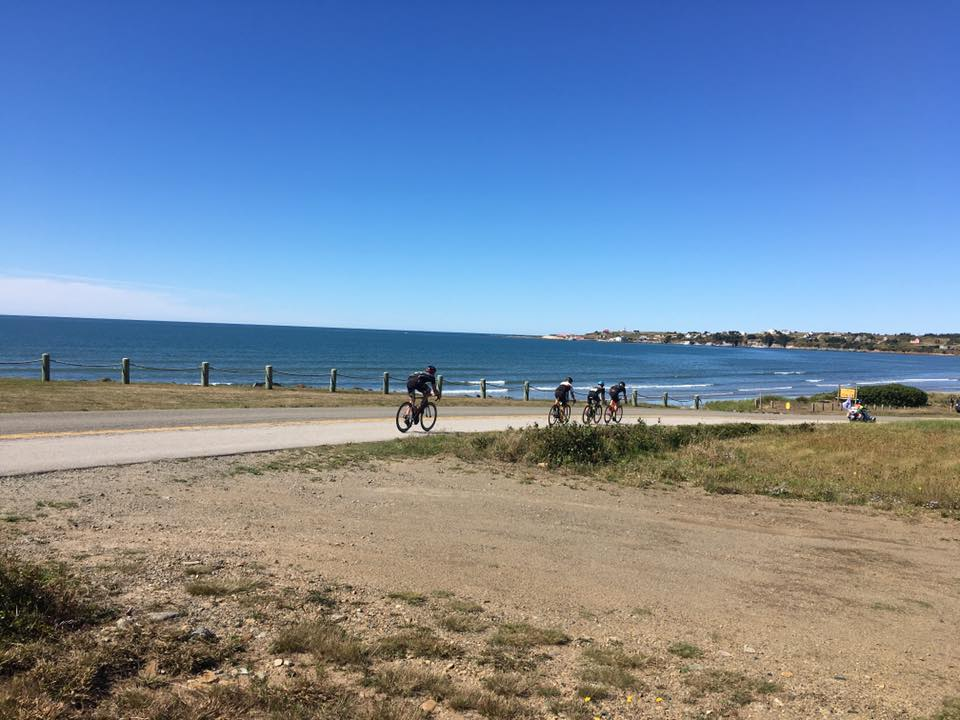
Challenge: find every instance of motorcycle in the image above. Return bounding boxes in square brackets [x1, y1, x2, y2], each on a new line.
[847, 408, 876, 423]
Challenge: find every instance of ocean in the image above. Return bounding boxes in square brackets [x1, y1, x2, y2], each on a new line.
[1, 315, 958, 403]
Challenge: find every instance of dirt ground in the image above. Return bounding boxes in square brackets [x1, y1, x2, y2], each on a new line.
[2, 449, 958, 719]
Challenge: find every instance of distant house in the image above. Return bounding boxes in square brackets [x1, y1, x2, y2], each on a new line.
[910, 338, 921, 345]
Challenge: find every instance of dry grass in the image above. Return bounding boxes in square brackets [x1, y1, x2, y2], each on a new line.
[439, 612, 489, 633]
[0, 378, 547, 413]
[376, 627, 462, 660]
[668, 641, 703, 659]
[489, 623, 570, 649]
[386, 590, 428, 606]
[270, 621, 369, 666]
[682, 669, 780, 710]
[449, 686, 532, 719]
[364, 664, 454, 698]
[184, 579, 264, 597]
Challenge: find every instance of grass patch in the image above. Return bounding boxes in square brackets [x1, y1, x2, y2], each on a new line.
[270, 621, 369, 666]
[490, 623, 570, 649]
[184, 579, 264, 597]
[386, 590, 428, 606]
[449, 687, 531, 719]
[365, 664, 454, 698]
[439, 612, 490, 633]
[928, 697, 960, 720]
[34, 500, 79, 510]
[0, 552, 110, 649]
[683, 669, 779, 709]
[183, 563, 219, 576]
[376, 627, 462, 659]
[448, 598, 484, 613]
[668, 641, 703, 659]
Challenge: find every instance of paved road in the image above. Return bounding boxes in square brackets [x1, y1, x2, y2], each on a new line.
[0, 405, 864, 476]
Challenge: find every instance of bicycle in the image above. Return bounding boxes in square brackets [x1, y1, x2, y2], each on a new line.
[396, 395, 438, 433]
[548, 402, 572, 426]
[582, 399, 603, 424]
[603, 400, 624, 424]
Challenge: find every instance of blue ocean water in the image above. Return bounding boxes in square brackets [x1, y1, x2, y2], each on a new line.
[1, 315, 958, 403]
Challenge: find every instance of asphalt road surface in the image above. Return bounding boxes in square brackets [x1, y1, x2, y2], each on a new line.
[0, 405, 856, 476]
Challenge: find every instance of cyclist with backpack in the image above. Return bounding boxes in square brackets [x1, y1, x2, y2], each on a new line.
[405, 366, 439, 420]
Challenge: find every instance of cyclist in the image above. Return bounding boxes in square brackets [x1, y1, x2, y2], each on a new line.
[586, 381, 606, 410]
[405, 366, 439, 420]
[608, 381, 627, 412]
[554, 376, 576, 411]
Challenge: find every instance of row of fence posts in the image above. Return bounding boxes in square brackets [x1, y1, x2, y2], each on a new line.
[35, 354, 705, 408]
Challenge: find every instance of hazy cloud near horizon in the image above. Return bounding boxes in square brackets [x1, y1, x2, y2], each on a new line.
[0, 276, 219, 323]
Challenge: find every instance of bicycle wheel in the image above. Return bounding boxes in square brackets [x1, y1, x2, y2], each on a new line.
[603, 405, 613, 424]
[593, 405, 603, 424]
[420, 402, 437, 431]
[582, 405, 593, 424]
[612, 404, 623, 424]
[396, 402, 415, 433]
[548, 405, 559, 426]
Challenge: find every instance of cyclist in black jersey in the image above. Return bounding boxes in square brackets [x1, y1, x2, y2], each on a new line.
[608, 381, 627, 410]
[586, 381, 606, 409]
[406, 366, 439, 418]
[553, 377, 576, 411]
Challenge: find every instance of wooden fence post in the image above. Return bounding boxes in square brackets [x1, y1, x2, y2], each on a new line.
[523, 381, 530, 401]
[480, 378, 487, 399]
[121, 358, 130, 385]
[694, 394, 701, 409]
[383, 372, 390, 394]
[201, 362, 209, 387]
[265, 365, 273, 390]
[330, 368, 337, 393]
[41, 353, 50, 382]
[632, 389, 639, 407]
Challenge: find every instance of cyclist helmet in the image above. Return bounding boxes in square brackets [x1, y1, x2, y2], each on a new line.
[426, 365, 436, 375]
[598, 381, 605, 387]
[565, 376, 573, 383]
[619, 381, 626, 388]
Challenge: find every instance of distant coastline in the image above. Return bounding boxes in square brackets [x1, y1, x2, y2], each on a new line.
[541, 329, 960, 356]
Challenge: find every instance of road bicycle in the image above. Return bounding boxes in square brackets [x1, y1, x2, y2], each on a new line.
[548, 402, 572, 426]
[396, 396, 438, 433]
[582, 399, 603, 425]
[603, 400, 624, 424]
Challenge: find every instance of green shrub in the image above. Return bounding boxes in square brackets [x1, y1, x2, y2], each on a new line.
[857, 384, 928, 408]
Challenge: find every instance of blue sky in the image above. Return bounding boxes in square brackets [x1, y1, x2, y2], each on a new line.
[1, 1, 957, 334]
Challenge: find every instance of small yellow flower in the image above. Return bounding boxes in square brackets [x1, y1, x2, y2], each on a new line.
[627, 694, 634, 703]
[655, 696, 664, 703]
[582, 696, 591, 703]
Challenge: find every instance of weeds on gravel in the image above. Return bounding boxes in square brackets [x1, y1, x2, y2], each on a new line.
[928, 697, 960, 720]
[439, 612, 489, 633]
[184, 579, 264, 597]
[376, 627, 462, 660]
[682, 669, 779, 710]
[386, 590, 428, 606]
[271, 621, 369, 666]
[0, 552, 110, 649]
[668, 641, 703, 659]
[449, 686, 532, 719]
[490, 623, 570, 649]
[447, 598, 484, 613]
[364, 664, 454, 698]
[481, 672, 549, 698]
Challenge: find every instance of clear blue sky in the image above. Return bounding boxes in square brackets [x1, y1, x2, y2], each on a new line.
[1, 1, 957, 334]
